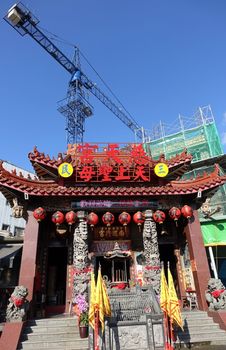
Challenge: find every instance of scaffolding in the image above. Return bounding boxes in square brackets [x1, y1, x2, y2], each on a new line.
[144, 106, 226, 218]
[143, 106, 223, 161]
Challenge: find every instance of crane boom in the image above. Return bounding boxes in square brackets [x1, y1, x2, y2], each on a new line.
[5, 2, 144, 142]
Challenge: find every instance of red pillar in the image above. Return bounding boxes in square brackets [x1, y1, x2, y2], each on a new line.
[0, 322, 24, 350]
[184, 210, 210, 310]
[19, 210, 39, 302]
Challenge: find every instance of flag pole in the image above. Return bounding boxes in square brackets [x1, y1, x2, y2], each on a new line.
[169, 318, 174, 348]
[94, 309, 100, 350]
[160, 262, 170, 350]
[163, 311, 170, 350]
[167, 261, 175, 350]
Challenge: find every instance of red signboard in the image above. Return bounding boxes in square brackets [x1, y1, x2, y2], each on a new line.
[67, 143, 154, 183]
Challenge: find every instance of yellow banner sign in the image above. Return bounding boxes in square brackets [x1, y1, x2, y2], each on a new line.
[154, 163, 169, 177]
[58, 162, 73, 178]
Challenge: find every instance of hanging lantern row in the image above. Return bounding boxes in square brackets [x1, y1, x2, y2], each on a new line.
[33, 209, 77, 225]
[152, 205, 193, 225]
[33, 208, 144, 228]
[101, 211, 143, 227]
[33, 205, 193, 227]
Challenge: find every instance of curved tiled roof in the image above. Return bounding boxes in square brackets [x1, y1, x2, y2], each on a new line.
[0, 161, 225, 198]
[28, 146, 192, 179]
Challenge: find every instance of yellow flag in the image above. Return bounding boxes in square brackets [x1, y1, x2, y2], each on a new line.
[168, 266, 183, 330]
[160, 266, 169, 315]
[95, 268, 105, 332]
[88, 271, 96, 329]
[101, 273, 111, 318]
[95, 268, 112, 332]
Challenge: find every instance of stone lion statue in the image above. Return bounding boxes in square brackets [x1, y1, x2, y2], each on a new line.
[6, 285, 29, 322]
[205, 278, 226, 310]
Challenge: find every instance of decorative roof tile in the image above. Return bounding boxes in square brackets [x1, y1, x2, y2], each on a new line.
[0, 160, 225, 199]
[28, 146, 193, 180]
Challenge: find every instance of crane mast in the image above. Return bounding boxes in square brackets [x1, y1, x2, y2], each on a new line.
[5, 2, 145, 143]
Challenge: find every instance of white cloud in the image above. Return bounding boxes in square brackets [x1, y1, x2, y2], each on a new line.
[223, 112, 226, 124]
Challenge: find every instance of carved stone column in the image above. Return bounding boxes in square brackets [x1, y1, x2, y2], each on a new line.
[143, 210, 161, 294]
[73, 211, 89, 301]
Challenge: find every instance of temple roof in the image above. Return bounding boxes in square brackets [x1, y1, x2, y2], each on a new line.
[28, 146, 193, 180]
[0, 161, 225, 202]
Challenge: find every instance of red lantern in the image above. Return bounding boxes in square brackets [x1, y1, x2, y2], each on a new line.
[119, 212, 131, 226]
[102, 212, 114, 226]
[169, 207, 181, 222]
[65, 211, 77, 226]
[181, 205, 193, 219]
[133, 211, 145, 226]
[153, 210, 166, 224]
[33, 207, 46, 222]
[87, 212, 99, 227]
[52, 211, 64, 226]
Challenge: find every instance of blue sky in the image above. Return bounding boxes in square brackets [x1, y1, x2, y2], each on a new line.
[1, 0, 226, 171]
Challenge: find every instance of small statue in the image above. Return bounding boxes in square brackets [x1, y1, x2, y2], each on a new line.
[12, 198, 24, 218]
[205, 278, 226, 310]
[6, 285, 29, 322]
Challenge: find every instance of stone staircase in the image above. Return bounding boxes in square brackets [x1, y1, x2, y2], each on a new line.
[15, 311, 226, 349]
[17, 316, 89, 349]
[175, 310, 226, 347]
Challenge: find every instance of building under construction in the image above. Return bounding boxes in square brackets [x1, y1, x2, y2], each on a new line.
[145, 105, 226, 286]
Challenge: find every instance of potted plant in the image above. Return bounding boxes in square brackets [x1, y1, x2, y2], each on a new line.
[79, 311, 89, 338]
[74, 294, 89, 338]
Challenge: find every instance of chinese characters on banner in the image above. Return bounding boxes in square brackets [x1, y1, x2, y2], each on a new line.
[65, 143, 160, 183]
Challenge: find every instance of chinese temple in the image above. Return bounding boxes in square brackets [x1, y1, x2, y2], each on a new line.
[0, 143, 225, 322]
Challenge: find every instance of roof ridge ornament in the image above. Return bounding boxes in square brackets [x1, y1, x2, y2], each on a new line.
[105, 241, 131, 259]
[12, 197, 24, 218]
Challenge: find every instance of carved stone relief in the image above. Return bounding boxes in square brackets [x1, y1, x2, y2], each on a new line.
[72, 211, 90, 302]
[142, 210, 161, 294]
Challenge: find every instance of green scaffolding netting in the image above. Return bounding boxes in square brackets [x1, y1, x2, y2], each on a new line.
[144, 122, 223, 161]
[201, 222, 226, 246]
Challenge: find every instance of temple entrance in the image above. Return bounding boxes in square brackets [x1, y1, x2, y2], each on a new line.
[46, 247, 67, 309]
[159, 244, 178, 292]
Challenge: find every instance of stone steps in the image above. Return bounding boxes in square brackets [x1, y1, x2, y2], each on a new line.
[28, 317, 78, 327]
[18, 339, 89, 350]
[17, 316, 89, 350]
[182, 310, 214, 318]
[21, 331, 81, 342]
[175, 311, 226, 346]
[24, 325, 79, 334]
